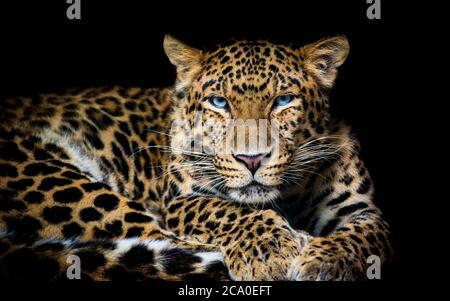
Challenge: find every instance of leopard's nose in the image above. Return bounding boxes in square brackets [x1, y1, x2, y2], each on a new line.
[233, 152, 271, 175]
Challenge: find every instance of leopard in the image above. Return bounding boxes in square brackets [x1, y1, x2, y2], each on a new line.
[0, 34, 392, 281]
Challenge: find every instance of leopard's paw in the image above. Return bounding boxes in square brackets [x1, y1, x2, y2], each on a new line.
[224, 228, 312, 280]
[287, 238, 365, 281]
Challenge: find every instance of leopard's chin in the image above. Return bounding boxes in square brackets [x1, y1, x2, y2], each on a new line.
[227, 182, 281, 204]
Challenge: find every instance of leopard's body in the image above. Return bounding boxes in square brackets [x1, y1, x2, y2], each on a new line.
[0, 35, 391, 280]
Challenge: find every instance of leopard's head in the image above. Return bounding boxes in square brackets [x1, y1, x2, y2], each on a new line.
[164, 35, 349, 204]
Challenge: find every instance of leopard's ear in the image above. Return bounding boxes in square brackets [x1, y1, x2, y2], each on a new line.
[164, 35, 203, 83]
[300, 35, 349, 88]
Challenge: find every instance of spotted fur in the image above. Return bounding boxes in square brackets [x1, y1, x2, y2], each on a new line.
[0, 35, 391, 280]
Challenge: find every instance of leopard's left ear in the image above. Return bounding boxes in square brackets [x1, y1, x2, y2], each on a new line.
[299, 35, 349, 88]
[163, 35, 203, 83]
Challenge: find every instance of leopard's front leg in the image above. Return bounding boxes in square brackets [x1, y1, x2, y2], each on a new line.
[165, 196, 312, 280]
[289, 211, 390, 281]
[287, 137, 392, 281]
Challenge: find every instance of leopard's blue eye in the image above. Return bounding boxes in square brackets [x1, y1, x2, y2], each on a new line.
[209, 96, 229, 109]
[274, 95, 294, 107]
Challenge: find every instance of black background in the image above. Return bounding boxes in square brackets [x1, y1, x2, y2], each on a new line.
[0, 0, 425, 286]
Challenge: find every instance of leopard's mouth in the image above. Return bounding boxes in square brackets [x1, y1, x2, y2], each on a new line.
[240, 181, 267, 192]
[227, 181, 281, 204]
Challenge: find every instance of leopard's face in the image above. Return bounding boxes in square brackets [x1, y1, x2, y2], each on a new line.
[165, 36, 349, 204]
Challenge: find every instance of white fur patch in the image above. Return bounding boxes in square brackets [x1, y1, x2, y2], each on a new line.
[113, 238, 174, 255]
[228, 186, 280, 204]
[287, 257, 303, 280]
[195, 251, 223, 264]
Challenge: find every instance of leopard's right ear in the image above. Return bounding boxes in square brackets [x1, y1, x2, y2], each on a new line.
[163, 35, 203, 83]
